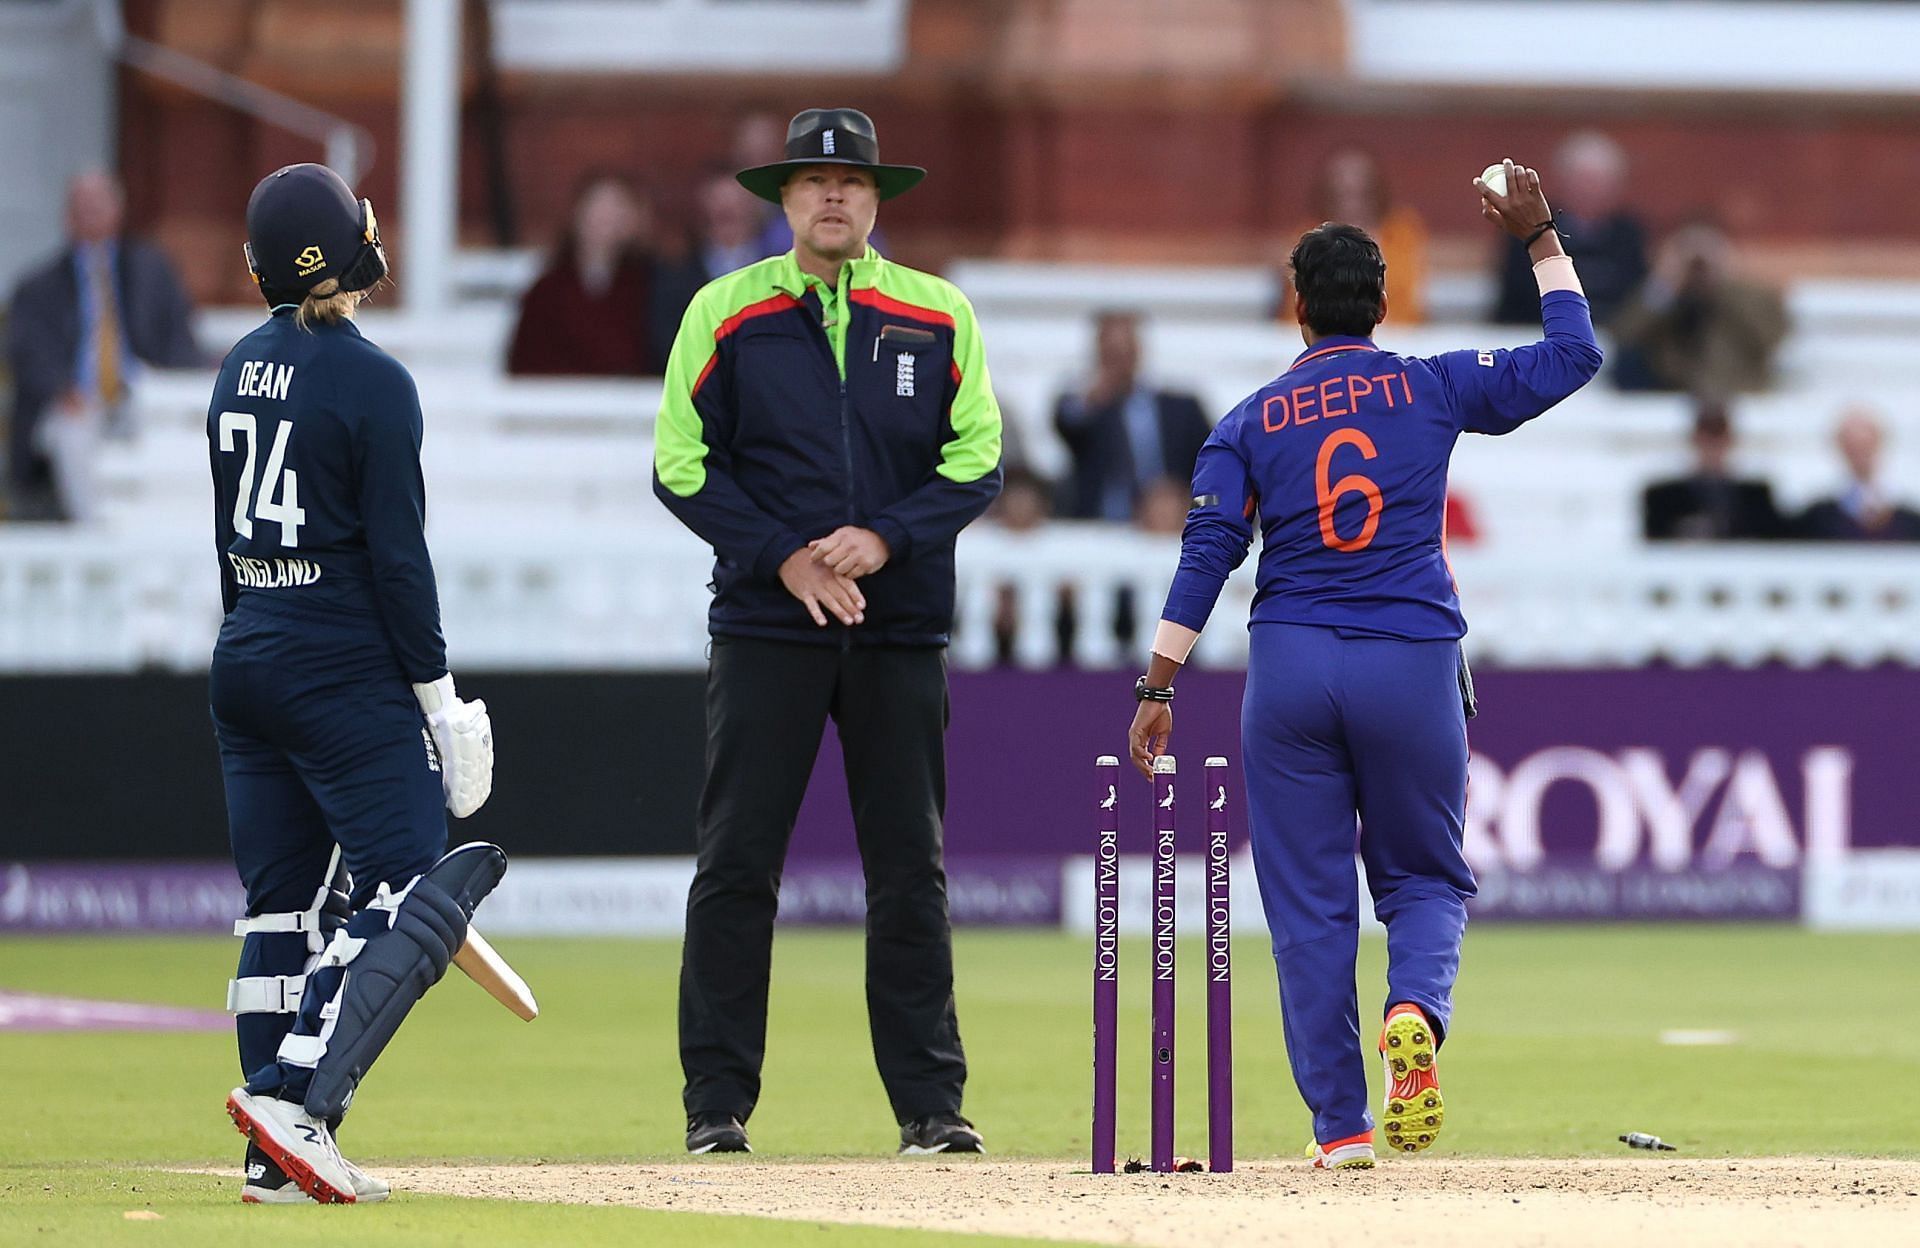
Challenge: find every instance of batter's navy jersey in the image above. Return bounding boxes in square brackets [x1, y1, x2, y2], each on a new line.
[1162, 290, 1602, 639]
[206, 310, 446, 683]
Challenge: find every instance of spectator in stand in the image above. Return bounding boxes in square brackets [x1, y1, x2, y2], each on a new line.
[1134, 477, 1192, 537]
[982, 468, 1067, 665]
[1795, 406, 1920, 542]
[1641, 400, 1784, 541]
[506, 171, 658, 376]
[1612, 220, 1788, 395]
[7, 170, 201, 521]
[987, 465, 1052, 534]
[1054, 310, 1211, 522]
[1280, 147, 1428, 324]
[1110, 478, 1197, 650]
[734, 111, 802, 258]
[651, 170, 774, 365]
[1492, 131, 1647, 327]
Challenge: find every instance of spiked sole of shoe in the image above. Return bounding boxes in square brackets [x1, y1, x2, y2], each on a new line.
[1381, 1012, 1445, 1155]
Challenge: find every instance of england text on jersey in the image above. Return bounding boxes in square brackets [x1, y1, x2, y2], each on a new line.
[227, 552, 323, 589]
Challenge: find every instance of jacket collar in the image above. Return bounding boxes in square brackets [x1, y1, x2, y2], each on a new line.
[770, 245, 884, 298]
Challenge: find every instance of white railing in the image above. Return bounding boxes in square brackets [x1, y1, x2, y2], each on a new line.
[3, 526, 1917, 674]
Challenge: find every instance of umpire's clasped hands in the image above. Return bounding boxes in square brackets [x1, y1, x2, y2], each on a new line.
[778, 524, 891, 628]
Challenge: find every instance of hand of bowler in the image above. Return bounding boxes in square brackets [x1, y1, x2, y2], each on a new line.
[1473, 158, 1554, 239]
[1127, 700, 1172, 779]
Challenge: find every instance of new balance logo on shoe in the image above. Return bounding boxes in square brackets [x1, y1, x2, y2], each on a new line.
[296, 1124, 321, 1144]
[246, 1162, 267, 1180]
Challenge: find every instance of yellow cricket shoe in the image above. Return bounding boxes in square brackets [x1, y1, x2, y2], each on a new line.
[1380, 1003, 1445, 1154]
[1304, 1130, 1377, 1169]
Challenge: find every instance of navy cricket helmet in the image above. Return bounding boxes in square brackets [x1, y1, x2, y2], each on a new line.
[244, 164, 388, 304]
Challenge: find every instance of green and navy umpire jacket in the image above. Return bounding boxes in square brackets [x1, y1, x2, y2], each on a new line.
[653, 247, 1003, 647]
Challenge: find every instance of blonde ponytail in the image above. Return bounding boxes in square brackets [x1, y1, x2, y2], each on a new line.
[295, 277, 363, 331]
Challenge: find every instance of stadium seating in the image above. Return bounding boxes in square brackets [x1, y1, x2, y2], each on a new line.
[8, 258, 1920, 672]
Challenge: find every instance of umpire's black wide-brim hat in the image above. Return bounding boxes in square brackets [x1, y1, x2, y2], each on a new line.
[735, 107, 925, 203]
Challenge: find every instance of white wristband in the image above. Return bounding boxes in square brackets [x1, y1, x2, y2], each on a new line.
[1532, 255, 1583, 297]
[1150, 619, 1200, 664]
[413, 672, 456, 715]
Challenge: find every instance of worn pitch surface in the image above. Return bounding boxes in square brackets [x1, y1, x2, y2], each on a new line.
[381, 1157, 1920, 1247]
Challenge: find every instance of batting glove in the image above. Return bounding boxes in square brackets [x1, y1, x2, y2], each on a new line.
[413, 673, 494, 818]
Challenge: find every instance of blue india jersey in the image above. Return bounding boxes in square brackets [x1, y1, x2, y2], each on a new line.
[1162, 290, 1602, 641]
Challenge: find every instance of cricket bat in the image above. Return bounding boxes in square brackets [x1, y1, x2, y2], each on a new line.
[451, 926, 539, 1021]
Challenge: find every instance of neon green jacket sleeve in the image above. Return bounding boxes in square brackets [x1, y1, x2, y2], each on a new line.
[651, 286, 808, 580]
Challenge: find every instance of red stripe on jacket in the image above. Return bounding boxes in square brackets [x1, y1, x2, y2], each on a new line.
[850, 287, 956, 329]
[692, 293, 803, 396]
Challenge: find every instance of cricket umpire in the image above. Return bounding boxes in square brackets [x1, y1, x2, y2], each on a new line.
[653, 108, 1002, 1155]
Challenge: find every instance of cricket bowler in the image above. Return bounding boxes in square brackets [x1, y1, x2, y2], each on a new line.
[1126, 161, 1603, 1168]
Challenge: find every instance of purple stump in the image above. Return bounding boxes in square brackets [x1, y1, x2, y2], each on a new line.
[1151, 754, 1177, 1173]
[1205, 756, 1234, 1173]
[1092, 754, 1121, 1174]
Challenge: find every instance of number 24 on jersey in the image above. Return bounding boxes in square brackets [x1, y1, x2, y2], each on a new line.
[219, 411, 307, 547]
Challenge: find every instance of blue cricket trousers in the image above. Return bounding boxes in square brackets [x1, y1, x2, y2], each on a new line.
[1241, 622, 1475, 1145]
[210, 597, 446, 1100]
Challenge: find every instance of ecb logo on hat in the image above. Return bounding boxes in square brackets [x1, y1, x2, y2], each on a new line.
[295, 245, 327, 277]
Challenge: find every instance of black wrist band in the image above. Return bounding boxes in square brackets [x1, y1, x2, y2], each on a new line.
[1134, 676, 1175, 703]
[1523, 217, 1562, 249]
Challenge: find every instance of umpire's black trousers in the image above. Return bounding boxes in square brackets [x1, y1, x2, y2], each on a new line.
[678, 636, 967, 1125]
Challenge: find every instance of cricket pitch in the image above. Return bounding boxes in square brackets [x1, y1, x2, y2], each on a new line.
[381, 1156, 1920, 1246]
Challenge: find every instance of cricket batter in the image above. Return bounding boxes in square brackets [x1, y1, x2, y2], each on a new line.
[210, 164, 500, 1202]
[1126, 162, 1602, 1168]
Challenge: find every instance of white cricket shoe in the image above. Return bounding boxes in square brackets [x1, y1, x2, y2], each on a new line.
[340, 1157, 391, 1202]
[241, 1140, 390, 1204]
[226, 1088, 358, 1204]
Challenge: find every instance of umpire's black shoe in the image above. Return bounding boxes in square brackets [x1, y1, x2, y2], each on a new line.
[899, 1113, 984, 1154]
[685, 1111, 751, 1154]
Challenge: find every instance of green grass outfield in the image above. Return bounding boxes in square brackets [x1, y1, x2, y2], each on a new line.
[2, 926, 1915, 1244]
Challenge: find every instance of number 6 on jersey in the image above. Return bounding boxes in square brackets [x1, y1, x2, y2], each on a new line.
[219, 411, 306, 547]
[1315, 427, 1381, 553]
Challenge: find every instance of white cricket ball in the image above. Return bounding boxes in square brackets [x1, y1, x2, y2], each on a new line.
[1480, 162, 1509, 198]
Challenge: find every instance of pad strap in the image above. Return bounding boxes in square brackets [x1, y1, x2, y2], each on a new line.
[232, 845, 348, 953]
[226, 974, 307, 1014]
[233, 912, 322, 937]
[277, 1034, 329, 1067]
